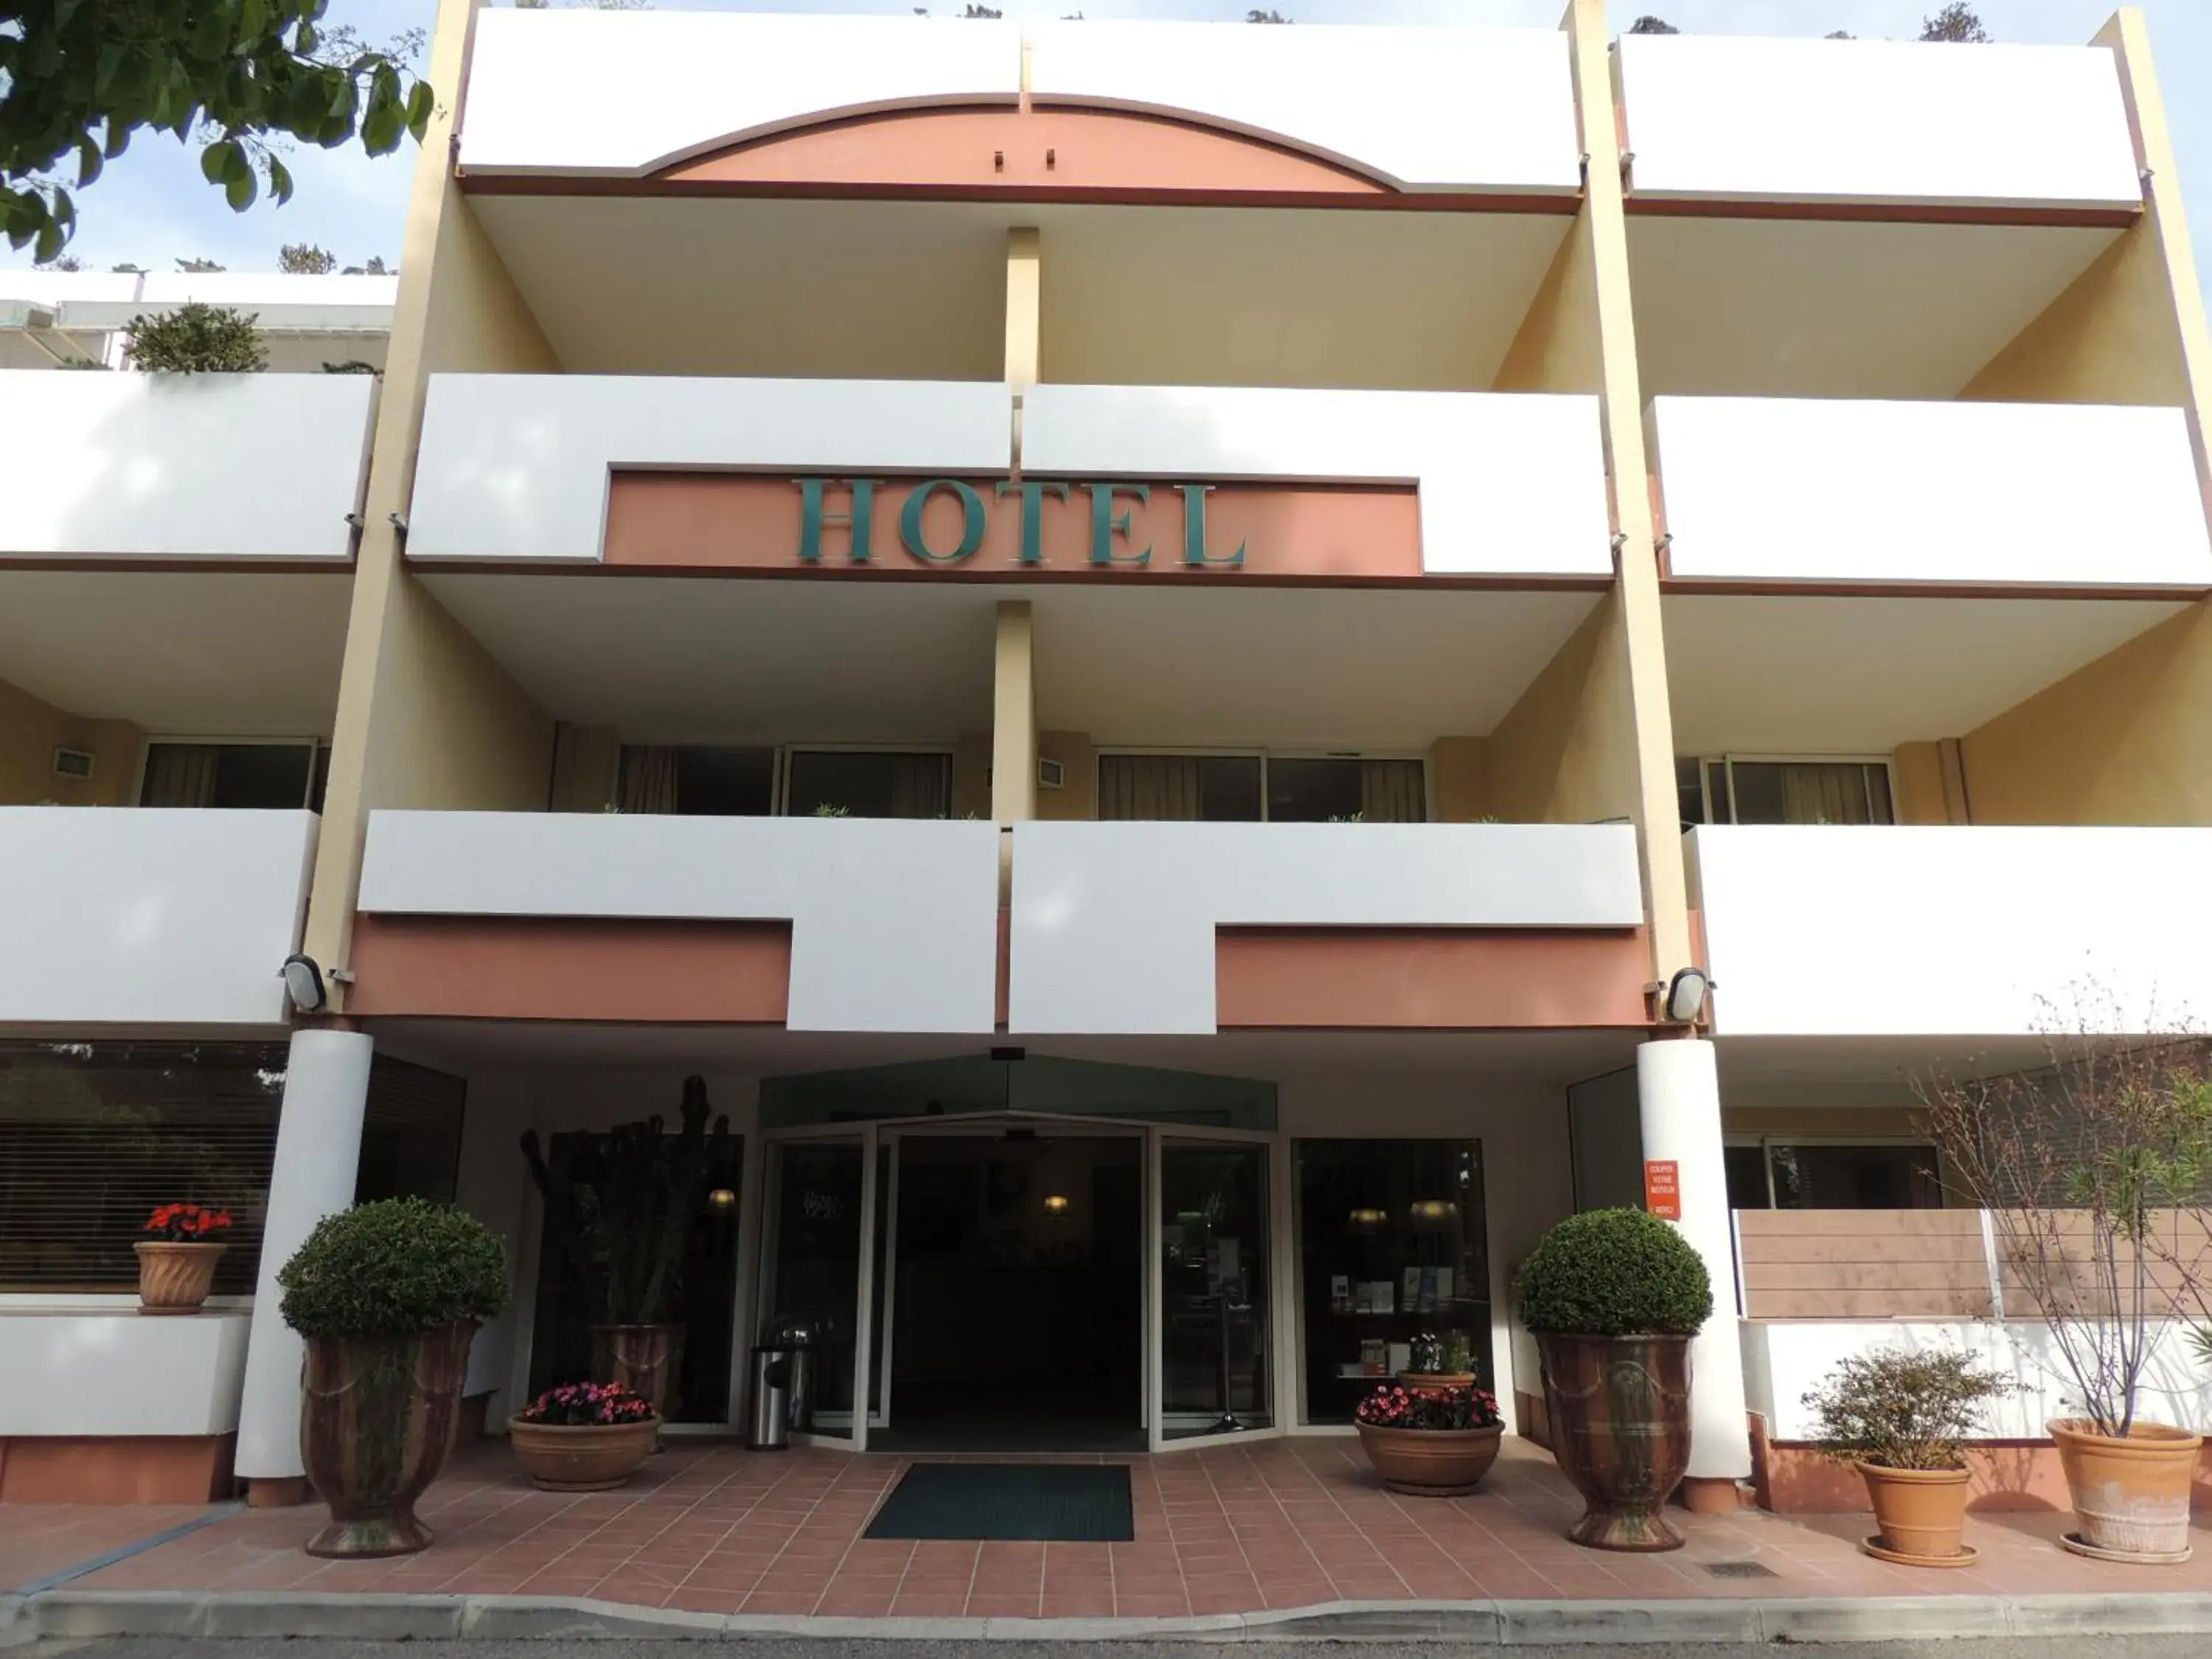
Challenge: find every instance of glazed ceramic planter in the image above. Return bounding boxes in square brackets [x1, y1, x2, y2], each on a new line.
[301, 1320, 477, 1558]
[1357, 1422, 1503, 1497]
[509, 1416, 661, 1492]
[590, 1323, 684, 1419]
[1538, 1331, 1694, 1551]
[1856, 1463, 1974, 1566]
[133, 1241, 226, 1315]
[2051, 1418, 2203, 1562]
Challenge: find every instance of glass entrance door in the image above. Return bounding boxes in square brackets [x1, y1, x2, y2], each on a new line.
[1150, 1133, 1277, 1448]
[757, 1129, 877, 1446]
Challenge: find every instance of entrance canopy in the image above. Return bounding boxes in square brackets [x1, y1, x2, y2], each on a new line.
[761, 1053, 1276, 1132]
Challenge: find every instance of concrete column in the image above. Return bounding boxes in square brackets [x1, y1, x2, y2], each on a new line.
[992, 600, 1037, 827]
[1636, 1037, 1750, 1490]
[235, 1028, 374, 1494]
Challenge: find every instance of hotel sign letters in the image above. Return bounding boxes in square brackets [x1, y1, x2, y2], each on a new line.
[795, 478, 1248, 571]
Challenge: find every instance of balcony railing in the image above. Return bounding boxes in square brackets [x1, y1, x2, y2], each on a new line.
[1690, 825, 2212, 1037]
[1652, 396, 2212, 590]
[0, 809, 319, 1026]
[0, 371, 375, 559]
[1617, 35, 2141, 213]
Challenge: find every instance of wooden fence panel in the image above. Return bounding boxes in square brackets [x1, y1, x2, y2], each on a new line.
[1735, 1210, 1992, 1319]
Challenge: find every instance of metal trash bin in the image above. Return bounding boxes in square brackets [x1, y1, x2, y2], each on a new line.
[748, 1346, 796, 1450]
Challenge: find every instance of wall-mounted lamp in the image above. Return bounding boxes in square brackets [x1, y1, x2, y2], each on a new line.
[1662, 967, 1713, 1026]
[707, 1188, 737, 1210]
[279, 953, 327, 1014]
[1043, 1193, 1071, 1215]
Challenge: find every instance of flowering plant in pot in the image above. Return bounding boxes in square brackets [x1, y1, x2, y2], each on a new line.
[135, 1203, 233, 1315]
[1517, 1208, 1712, 1552]
[1804, 1347, 2013, 1568]
[279, 1198, 508, 1558]
[509, 1381, 661, 1492]
[1354, 1381, 1504, 1496]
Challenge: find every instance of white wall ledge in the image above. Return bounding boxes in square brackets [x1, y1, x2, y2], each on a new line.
[0, 1307, 251, 1436]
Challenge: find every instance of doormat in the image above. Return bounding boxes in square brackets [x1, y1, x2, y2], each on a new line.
[863, 1462, 1135, 1542]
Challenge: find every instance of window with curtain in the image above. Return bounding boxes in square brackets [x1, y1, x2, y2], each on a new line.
[785, 751, 952, 818]
[1267, 759, 1427, 823]
[617, 745, 775, 816]
[1678, 758, 1894, 827]
[139, 742, 316, 809]
[1102, 755, 1422, 823]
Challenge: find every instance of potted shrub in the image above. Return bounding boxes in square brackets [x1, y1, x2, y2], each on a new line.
[122, 304, 267, 372]
[1354, 1381, 1504, 1496]
[279, 1198, 507, 1559]
[509, 1381, 661, 1492]
[134, 1202, 233, 1315]
[1517, 1207, 1713, 1552]
[1924, 1023, 2212, 1562]
[1804, 1347, 2013, 1567]
[521, 1077, 730, 1418]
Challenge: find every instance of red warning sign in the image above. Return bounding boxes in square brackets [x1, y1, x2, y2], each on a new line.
[1644, 1159, 1682, 1221]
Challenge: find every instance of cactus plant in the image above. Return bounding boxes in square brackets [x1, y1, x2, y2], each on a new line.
[521, 1076, 730, 1327]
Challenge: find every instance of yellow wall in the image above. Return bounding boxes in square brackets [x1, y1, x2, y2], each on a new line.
[1961, 223, 2187, 406]
[301, 0, 564, 990]
[0, 678, 139, 807]
[1427, 736, 1492, 822]
[549, 724, 619, 813]
[952, 731, 992, 820]
[1960, 603, 2212, 825]
[1484, 596, 1641, 827]
[1037, 730, 1096, 821]
[1891, 741, 1948, 826]
[1492, 209, 1601, 394]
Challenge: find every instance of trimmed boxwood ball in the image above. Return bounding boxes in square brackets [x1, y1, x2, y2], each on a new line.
[279, 1197, 508, 1339]
[1517, 1208, 1712, 1337]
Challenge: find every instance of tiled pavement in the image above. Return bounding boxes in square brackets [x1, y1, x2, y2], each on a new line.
[8, 1438, 2211, 1619]
[0, 1500, 210, 1593]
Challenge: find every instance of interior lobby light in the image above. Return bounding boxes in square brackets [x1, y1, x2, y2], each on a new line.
[707, 1188, 737, 1209]
[1346, 1207, 1388, 1231]
[1043, 1193, 1071, 1214]
[1409, 1199, 1459, 1230]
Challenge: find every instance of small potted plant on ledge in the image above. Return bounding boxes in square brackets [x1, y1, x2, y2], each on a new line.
[1517, 1208, 1713, 1552]
[510, 1381, 661, 1492]
[1400, 1329, 1478, 1390]
[279, 1198, 508, 1559]
[1804, 1347, 2013, 1568]
[1355, 1381, 1505, 1496]
[136, 1202, 234, 1314]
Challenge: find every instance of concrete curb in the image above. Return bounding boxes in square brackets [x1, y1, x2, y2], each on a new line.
[15, 1587, 2212, 1644]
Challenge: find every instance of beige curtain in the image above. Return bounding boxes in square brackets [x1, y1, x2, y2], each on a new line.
[139, 745, 219, 807]
[619, 746, 680, 814]
[1359, 760, 1426, 824]
[888, 754, 952, 819]
[1779, 763, 1873, 826]
[1099, 754, 1203, 821]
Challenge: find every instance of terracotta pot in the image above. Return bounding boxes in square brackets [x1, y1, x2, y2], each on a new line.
[1357, 1422, 1502, 1497]
[509, 1416, 661, 1492]
[1538, 1331, 1694, 1552]
[2051, 1418, 2203, 1562]
[301, 1321, 477, 1558]
[1398, 1371, 1478, 1391]
[590, 1324, 684, 1419]
[133, 1241, 226, 1315]
[1857, 1462, 1972, 1564]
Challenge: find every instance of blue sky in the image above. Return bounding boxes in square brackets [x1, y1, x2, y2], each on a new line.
[13, 0, 2208, 327]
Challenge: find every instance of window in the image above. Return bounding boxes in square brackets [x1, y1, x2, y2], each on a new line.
[1100, 754, 1425, 823]
[785, 750, 951, 818]
[1725, 1141, 1941, 1210]
[1678, 757, 1893, 827]
[139, 741, 321, 809]
[617, 745, 774, 815]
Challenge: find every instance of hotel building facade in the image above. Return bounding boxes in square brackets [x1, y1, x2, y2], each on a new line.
[3, 1, 2211, 1509]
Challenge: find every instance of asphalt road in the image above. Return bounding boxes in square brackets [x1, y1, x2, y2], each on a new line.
[17, 1639, 2212, 1659]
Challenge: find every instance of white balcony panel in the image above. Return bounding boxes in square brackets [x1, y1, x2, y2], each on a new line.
[1654, 397, 2212, 589]
[0, 372, 372, 558]
[358, 813, 1001, 1034]
[1010, 821, 1644, 1035]
[0, 810, 318, 1026]
[407, 375, 1013, 560]
[1618, 36, 2140, 211]
[1691, 826, 2212, 1037]
[0, 1308, 250, 1436]
[1027, 22, 1579, 194]
[1021, 384, 1611, 578]
[462, 10, 1021, 175]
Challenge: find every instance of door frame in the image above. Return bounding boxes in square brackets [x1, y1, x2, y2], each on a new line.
[756, 1121, 881, 1450]
[1147, 1124, 1287, 1455]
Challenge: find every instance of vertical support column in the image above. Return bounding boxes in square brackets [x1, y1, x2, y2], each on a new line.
[993, 600, 1038, 829]
[235, 1028, 375, 1500]
[1005, 226, 1043, 393]
[1637, 1037, 1750, 1492]
[1563, 0, 1695, 984]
